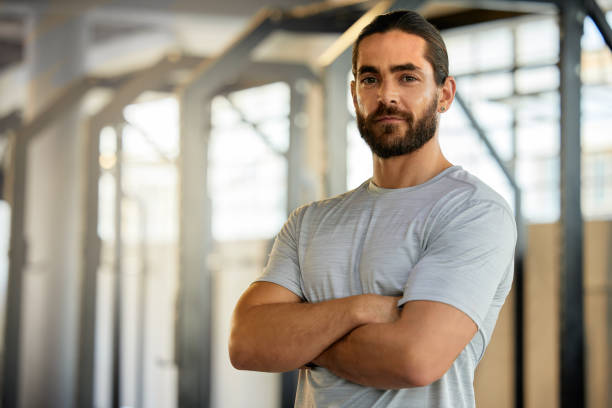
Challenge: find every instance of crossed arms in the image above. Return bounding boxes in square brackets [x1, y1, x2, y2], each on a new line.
[229, 281, 477, 388]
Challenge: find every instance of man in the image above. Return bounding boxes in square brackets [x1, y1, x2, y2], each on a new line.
[229, 10, 516, 408]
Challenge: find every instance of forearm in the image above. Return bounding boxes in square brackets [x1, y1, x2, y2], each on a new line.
[230, 296, 368, 372]
[314, 300, 475, 389]
[314, 322, 424, 389]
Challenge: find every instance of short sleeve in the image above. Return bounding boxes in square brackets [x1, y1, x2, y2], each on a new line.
[256, 206, 306, 299]
[398, 200, 516, 329]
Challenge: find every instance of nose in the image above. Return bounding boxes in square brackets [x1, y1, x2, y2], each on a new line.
[378, 80, 399, 105]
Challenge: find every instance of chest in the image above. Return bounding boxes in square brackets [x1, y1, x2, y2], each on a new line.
[298, 207, 426, 302]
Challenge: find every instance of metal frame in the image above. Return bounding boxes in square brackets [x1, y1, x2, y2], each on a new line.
[0, 111, 21, 137]
[176, 89, 212, 408]
[173, 6, 328, 407]
[112, 123, 125, 408]
[1, 75, 99, 408]
[323, 47, 351, 197]
[2, 129, 26, 408]
[558, 1, 585, 406]
[76, 54, 187, 408]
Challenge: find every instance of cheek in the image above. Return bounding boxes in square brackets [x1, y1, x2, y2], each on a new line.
[356, 93, 377, 115]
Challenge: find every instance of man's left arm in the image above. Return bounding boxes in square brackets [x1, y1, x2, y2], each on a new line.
[313, 299, 477, 389]
[315, 199, 517, 389]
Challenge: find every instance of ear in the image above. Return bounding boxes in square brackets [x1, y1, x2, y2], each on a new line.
[350, 80, 358, 111]
[438, 76, 456, 113]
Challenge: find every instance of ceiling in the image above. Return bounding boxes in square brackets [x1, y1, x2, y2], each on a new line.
[0, 0, 561, 74]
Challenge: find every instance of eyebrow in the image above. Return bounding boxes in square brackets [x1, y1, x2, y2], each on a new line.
[357, 63, 423, 76]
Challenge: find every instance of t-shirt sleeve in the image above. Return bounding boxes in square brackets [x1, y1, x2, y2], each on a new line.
[255, 206, 305, 300]
[398, 199, 517, 329]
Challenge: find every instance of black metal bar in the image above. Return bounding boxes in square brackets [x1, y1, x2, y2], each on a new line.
[584, 0, 612, 52]
[513, 251, 525, 408]
[281, 371, 299, 408]
[1, 130, 27, 408]
[510, 27, 525, 408]
[607, 223, 612, 408]
[112, 124, 124, 408]
[559, 1, 585, 407]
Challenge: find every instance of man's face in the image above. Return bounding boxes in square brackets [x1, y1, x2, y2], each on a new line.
[352, 30, 441, 158]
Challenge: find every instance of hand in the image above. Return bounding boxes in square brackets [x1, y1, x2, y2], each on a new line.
[353, 294, 401, 325]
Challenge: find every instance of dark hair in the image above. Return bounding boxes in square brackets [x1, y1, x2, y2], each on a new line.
[352, 10, 448, 85]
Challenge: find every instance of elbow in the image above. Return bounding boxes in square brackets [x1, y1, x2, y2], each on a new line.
[398, 354, 445, 388]
[228, 332, 253, 370]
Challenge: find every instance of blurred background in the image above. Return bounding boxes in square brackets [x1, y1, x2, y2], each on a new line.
[0, 0, 610, 407]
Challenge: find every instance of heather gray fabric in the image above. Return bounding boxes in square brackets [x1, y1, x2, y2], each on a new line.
[257, 166, 516, 408]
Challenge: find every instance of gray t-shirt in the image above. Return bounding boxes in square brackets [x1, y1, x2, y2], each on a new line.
[257, 166, 516, 408]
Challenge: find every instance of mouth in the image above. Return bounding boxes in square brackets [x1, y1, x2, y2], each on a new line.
[375, 116, 405, 123]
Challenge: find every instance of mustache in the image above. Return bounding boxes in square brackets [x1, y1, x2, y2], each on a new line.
[369, 103, 413, 122]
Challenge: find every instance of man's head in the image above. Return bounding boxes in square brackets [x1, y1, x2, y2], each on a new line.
[351, 11, 455, 159]
[352, 10, 449, 86]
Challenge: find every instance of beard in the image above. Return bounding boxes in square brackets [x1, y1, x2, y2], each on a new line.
[356, 98, 439, 159]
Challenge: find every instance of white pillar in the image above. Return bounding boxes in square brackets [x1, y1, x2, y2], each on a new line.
[20, 11, 88, 408]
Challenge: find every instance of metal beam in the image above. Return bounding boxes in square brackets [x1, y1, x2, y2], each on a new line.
[176, 9, 279, 99]
[112, 123, 124, 408]
[75, 118, 103, 408]
[287, 80, 310, 229]
[0, 111, 21, 136]
[17, 77, 96, 142]
[454, 92, 520, 192]
[558, 1, 585, 407]
[323, 47, 351, 197]
[176, 88, 213, 408]
[1, 129, 27, 408]
[584, 0, 612, 52]
[221, 95, 286, 157]
[316, 0, 392, 68]
[76, 53, 184, 408]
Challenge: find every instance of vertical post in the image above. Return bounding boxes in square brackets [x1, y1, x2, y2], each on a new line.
[2, 129, 27, 408]
[18, 11, 87, 408]
[510, 27, 524, 408]
[177, 87, 212, 408]
[280, 80, 310, 407]
[112, 124, 124, 408]
[287, 80, 308, 214]
[559, 1, 585, 407]
[76, 119, 103, 408]
[323, 48, 351, 197]
[607, 224, 612, 408]
[134, 197, 148, 408]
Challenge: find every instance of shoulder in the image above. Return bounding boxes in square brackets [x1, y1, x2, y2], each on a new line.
[291, 180, 371, 220]
[436, 167, 513, 218]
[424, 168, 516, 243]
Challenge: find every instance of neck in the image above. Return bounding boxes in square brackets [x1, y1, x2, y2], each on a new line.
[371, 137, 452, 189]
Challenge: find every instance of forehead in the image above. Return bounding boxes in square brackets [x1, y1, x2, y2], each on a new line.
[356, 30, 431, 73]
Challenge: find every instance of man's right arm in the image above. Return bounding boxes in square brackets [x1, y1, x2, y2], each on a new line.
[229, 281, 399, 373]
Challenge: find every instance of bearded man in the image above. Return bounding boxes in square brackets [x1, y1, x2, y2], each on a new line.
[229, 10, 516, 408]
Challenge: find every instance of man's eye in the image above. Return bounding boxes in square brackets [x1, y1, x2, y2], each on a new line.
[361, 77, 377, 85]
[400, 74, 417, 82]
